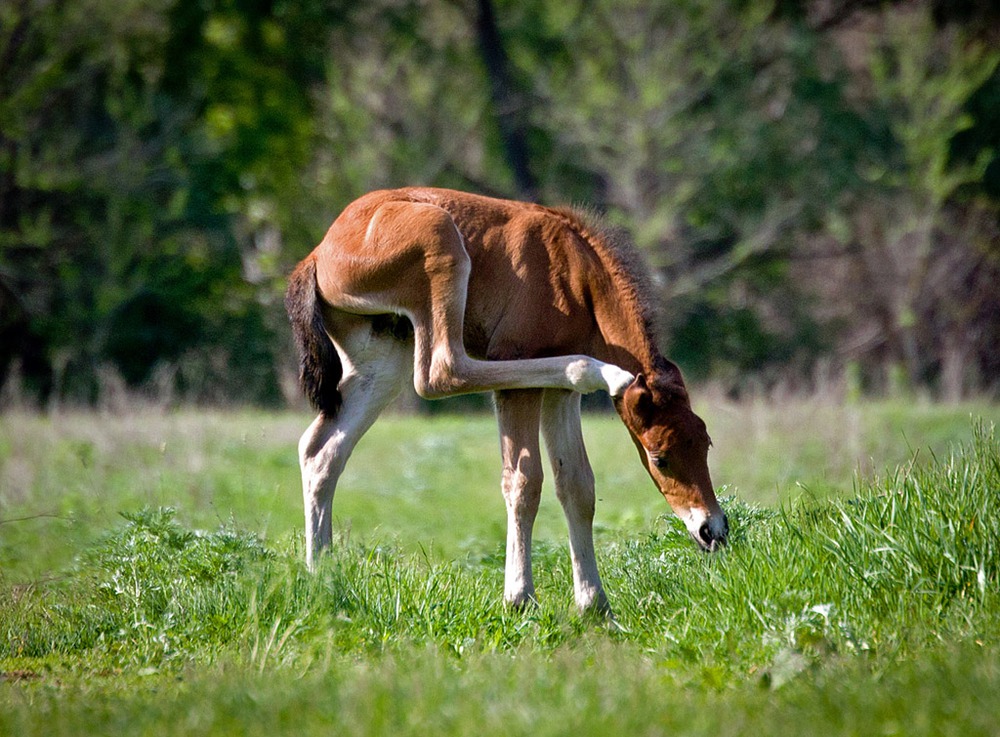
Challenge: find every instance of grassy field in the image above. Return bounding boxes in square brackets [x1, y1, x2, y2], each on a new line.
[1, 398, 999, 735]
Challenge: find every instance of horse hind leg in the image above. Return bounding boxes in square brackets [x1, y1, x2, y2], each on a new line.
[413, 256, 633, 398]
[298, 313, 411, 570]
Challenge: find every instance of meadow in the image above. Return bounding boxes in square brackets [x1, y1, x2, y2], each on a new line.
[1, 397, 998, 735]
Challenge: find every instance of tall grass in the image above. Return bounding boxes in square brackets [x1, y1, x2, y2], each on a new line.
[2, 399, 995, 578]
[3, 424, 997, 670]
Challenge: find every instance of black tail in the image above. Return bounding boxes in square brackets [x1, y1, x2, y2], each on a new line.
[285, 257, 342, 416]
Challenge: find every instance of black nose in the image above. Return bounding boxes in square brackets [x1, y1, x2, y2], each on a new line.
[698, 522, 713, 545]
[699, 514, 730, 548]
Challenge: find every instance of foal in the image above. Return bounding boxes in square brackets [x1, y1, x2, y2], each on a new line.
[286, 187, 728, 613]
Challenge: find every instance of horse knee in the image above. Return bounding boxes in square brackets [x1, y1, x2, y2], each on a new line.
[553, 465, 596, 518]
[413, 353, 466, 399]
[502, 460, 543, 515]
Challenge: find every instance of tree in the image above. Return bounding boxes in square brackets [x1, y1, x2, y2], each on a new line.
[801, 5, 1000, 396]
[0, 0, 340, 405]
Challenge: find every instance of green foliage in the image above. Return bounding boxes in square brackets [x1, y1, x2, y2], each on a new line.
[2, 0, 998, 404]
[0, 0, 333, 403]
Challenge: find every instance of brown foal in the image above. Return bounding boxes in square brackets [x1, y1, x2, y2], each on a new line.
[286, 187, 728, 613]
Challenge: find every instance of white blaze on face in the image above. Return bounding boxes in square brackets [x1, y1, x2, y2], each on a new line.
[681, 506, 708, 542]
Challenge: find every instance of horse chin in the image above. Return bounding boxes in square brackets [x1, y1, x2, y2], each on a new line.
[688, 530, 721, 553]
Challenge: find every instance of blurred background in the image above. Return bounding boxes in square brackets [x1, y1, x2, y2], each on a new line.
[1, 0, 998, 410]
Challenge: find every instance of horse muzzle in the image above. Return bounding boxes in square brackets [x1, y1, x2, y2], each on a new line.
[685, 509, 729, 551]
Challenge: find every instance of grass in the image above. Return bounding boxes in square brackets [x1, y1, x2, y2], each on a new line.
[1, 399, 999, 735]
[1, 397, 992, 576]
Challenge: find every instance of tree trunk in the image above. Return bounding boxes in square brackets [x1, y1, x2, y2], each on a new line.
[940, 331, 970, 403]
[473, 0, 538, 200]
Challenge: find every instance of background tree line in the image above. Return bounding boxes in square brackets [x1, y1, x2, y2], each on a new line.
[1, 0, 998, 408]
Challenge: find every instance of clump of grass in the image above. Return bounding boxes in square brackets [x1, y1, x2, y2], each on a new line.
[2, 508, 574, 670]
[817, 421, 998, 616]
[3, 508, 276, 665]
[604, 422, 998, 672]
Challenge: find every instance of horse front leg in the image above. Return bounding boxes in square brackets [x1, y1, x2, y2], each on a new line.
[363, 202, 634, 399]
[541, 389, 611, 615]
[494, 389, 545, 608]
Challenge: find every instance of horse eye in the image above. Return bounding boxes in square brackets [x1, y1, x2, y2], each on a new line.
[653, 455, 670, 470]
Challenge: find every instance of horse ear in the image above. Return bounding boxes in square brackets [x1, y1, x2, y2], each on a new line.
[623, 373, 654, 422]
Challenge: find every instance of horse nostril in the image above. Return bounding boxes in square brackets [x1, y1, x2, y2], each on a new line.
[699, 521, 713, 545]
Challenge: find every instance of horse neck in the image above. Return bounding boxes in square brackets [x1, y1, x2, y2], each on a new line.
[552, 212, 675, 386]
[589, 282, 666, 381]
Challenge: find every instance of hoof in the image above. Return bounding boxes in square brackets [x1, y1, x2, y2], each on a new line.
[578, 593, 614, 621]
[504, 592, 539, 612]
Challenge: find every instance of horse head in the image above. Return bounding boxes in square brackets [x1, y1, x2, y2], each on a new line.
[614, 372, 729, 551]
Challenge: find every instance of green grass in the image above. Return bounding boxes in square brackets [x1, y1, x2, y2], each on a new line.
[1, 400, 999, 735]
[2, 398, 993, 576]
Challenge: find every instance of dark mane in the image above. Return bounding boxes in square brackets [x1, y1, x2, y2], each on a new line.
[547, 205, 662, 341]
[545, 205, 688, 393]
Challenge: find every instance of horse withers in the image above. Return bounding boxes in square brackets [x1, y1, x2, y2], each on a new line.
[285, 187, 728, 614]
